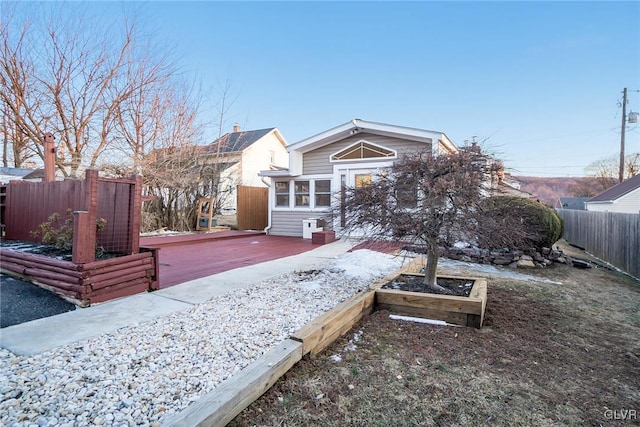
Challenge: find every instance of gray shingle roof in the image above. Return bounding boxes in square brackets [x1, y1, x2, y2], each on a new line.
[206, 128, 275, 153]
[588, 174, 640, 202]
[558, 197, 589, 210]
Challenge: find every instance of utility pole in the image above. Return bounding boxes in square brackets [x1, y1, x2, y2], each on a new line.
[619, 88, 627, 183]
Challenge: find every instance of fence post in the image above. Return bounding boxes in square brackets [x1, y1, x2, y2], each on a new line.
[71, 170, 99, 263]
[128, 174, 142, 254]
[72, 211, 93, 264]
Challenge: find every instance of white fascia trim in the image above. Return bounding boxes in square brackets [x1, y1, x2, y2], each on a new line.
[271, 128, 289, 147]
[439, 133, 459, 153]
[258, 169, 298, 178]
[585, 200, 615, 205]
[287, 121, 355, 153]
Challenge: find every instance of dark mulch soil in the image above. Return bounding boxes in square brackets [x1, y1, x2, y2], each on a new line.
[0, 239, 121, 261]
[382, 274, 474, 296]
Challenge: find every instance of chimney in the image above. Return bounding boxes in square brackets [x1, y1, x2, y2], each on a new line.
[232, 123, 240, 133]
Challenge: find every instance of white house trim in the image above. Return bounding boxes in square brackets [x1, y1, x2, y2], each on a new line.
[329, 139, 397, 163]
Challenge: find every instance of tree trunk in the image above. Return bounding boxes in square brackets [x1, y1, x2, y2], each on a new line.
[422, 246, 450, 294]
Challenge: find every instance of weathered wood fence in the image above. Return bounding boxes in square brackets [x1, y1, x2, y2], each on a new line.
[557, 210, 640, 279]
[237, 185, 268, 231]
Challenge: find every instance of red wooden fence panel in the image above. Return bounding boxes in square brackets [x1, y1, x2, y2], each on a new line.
[3, 170, 141, 260]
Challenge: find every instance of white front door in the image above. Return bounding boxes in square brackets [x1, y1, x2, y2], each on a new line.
[333, 165, 389, 232]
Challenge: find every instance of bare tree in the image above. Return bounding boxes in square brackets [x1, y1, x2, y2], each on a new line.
[585, 153, 640, 192]
[1, 4, 178, 177]
[337, 150, 489, 291]
[0, 10, 44, 167]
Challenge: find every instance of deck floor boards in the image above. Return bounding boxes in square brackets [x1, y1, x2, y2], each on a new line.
[141, 233, 317, 288]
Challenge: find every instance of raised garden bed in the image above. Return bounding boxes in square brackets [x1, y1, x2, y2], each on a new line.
[374, 273, 487, 328]
[0, 247, 158, 307]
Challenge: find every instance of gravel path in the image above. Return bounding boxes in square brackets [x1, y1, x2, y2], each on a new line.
[0, 251, 404, 426]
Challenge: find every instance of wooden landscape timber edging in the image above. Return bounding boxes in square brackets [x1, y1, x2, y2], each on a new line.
[162, 339, 304, 427]
[375, 276, 487, 328]
[374, 256, 488, 328]
[290, 289, 376, 355]
[0, 248, 158, 307]
[164, 258, 487, 426]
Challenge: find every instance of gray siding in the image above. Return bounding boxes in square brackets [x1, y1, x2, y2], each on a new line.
[302, 133, 431, 175]
[270, 211, 333, 237]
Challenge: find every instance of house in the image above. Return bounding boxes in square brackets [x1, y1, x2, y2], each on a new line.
[460, 144, 533, 199]
[585, 174, 640, 214]
[202, 125, 288, 213]
[555, 196, 589, 211]
[258, 119, 458, 237]
[0, 167, 37, 184]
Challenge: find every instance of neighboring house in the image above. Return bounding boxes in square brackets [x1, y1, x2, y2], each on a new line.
[0, 167, 37, 184]
[493, 177, 535, 199]
[258, 119, 458, 237]
[555, 197, 589, 211]
[585, 174, 640, 214]
[460, 144, 533, 199]
[203, 125, 288, 213]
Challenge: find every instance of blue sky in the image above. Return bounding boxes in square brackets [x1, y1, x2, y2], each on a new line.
[15, 1, 640, 176]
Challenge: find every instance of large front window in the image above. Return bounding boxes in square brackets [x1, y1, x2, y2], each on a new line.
[274, 179, 331, 209]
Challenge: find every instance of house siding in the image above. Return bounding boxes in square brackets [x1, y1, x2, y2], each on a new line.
[241, 132, 288, 187]
[270, 210, 333, 237]
[302, 133, 430, 175]
[586, 188, 640, 214]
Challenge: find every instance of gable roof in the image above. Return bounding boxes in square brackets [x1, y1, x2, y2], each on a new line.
[588, 174, 640, 203]
[558, 196, 589, 210]
[287, 119, 457, 154]
[206, 128, 276, 153]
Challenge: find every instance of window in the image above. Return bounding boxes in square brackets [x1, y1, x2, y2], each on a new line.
[315, 180, 331, 207]
[295, 181, 310, 207]
[396, 178, 418, 208]
[275, 181, 289, 207]
[355, 173, 372, 188]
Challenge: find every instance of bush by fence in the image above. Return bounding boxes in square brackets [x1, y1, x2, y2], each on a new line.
[557, 209, 640, 279]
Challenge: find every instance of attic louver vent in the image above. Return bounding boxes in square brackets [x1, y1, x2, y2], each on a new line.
[331, 141, 396, 161]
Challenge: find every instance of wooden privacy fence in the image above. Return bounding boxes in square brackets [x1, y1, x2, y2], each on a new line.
[3, 169, 141, 263]
[237, 185, 268, 231]
[0, 169, 158, 305]
[557, 209, 640, 279]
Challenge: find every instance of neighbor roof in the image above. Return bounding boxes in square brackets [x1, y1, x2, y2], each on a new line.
[558, 196, 589, 210]
[588, 174, 640, 203]
[206, 128, 276, 153]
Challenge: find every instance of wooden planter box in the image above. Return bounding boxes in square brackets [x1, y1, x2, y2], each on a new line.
[374, 272, 487, 328]
[0, 247, 159, 307]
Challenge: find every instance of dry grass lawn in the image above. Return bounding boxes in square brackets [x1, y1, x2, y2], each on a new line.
[229, 242, 640, 427]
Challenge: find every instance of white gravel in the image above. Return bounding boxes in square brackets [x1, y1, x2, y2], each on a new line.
[0, 250, 405, 427]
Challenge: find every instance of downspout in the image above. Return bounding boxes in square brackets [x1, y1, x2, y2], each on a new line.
[261, 176, 273, 234]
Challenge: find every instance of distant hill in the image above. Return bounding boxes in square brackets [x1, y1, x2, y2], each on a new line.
[512, 176, 604, 206]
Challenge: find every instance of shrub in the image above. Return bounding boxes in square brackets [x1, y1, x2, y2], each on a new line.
[477, 196, 563, 251]
[31, 209, 107, 253]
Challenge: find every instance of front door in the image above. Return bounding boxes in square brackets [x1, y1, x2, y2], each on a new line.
[336, 167, 382, 230]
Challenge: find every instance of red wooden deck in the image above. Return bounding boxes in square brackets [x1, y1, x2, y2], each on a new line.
[140, 231, 318, 289]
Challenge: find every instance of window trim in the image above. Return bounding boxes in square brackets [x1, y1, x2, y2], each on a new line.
[272, 177, 333, 211]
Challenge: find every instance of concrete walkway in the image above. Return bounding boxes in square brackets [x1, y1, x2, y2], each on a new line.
[0, 239, 355, 356]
